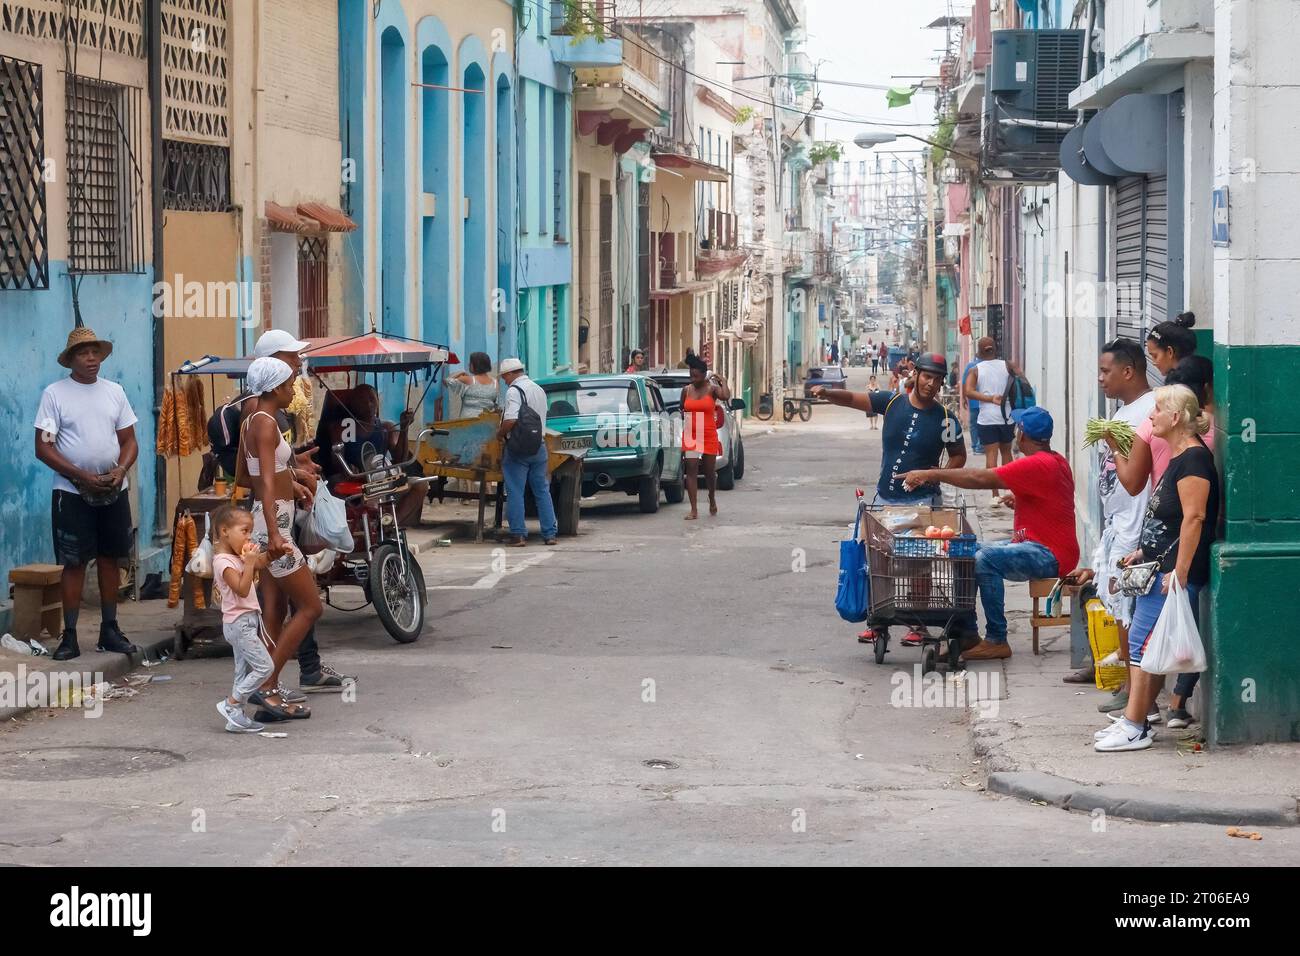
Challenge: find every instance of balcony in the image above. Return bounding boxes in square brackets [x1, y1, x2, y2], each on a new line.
[659, 258, 678, 289]
[572, 24, 662, 140]
[550, 1, 623, 69]
[1069, 0, 1213, 109]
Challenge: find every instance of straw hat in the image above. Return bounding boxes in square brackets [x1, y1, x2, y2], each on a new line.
[58, 327, 113, 368]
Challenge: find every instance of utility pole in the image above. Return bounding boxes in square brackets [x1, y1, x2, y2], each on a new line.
[924, 149, 939, 355]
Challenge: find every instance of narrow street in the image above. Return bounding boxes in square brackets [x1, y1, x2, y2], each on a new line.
[2, 369, 1292, 866]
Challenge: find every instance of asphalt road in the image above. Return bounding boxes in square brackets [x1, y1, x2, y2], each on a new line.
[2, 369, 1295, 865]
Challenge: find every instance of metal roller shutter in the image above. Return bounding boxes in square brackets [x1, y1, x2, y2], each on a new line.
[1144, 174, 1169, 331]
[1114, 176, 1145, 342]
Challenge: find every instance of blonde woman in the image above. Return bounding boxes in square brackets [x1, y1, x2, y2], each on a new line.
[1094, 385, 1218, 753]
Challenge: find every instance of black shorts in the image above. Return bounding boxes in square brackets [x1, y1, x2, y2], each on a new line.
[977, 423, 1016, 446]
[51, 490, 133, 567]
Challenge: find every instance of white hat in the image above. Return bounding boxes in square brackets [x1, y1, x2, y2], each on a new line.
[499, 358, 525, 375]
[254, 329, 310, 358]
[246, 356, 294, 395]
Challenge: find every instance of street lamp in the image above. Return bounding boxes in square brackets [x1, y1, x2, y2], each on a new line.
[852, 130, 978, 164]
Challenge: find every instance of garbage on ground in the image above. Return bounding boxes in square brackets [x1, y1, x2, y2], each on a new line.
[2, 633, 34, 656]
[259, 731, 288, 739]
[1226, 827, 1262, 841]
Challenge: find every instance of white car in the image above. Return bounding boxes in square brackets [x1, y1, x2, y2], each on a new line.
[646, 370, 747, 489]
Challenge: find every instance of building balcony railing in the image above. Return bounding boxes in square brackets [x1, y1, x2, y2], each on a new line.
[659, 258, 678, 289]
[549, 1, 623, 68]
[699, 210, 736, 252]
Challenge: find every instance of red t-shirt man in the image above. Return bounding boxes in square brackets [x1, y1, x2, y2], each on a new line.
[994, 450, 1079, 574]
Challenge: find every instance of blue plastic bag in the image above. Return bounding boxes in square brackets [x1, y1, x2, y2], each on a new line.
[834, 504, 870, 623]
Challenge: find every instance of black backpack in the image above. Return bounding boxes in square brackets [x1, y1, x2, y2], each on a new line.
[506, 384, 544, 457]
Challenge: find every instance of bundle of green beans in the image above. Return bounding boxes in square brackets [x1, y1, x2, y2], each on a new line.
[1083, 417, 1136, 456]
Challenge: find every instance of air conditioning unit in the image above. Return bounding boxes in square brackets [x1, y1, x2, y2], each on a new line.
[982, 29, 1084, 184]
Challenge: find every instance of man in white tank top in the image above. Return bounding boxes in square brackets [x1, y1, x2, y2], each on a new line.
[963, 336, 1014, 499]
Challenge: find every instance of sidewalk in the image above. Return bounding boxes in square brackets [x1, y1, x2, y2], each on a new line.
[964, 500, 1300, 827]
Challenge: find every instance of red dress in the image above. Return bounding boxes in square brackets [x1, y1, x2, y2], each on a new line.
[681, 389, 722, 456]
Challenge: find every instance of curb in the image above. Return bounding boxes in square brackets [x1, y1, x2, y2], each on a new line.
[1, 627, 177, 723]
[406, 521, 477, 555]
[987, 770, 1300, 827]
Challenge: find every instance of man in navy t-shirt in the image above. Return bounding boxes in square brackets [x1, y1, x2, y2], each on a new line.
[816, 352, 967, 504]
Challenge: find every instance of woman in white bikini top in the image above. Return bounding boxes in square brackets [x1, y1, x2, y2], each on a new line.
[243, 410, 292, 476]
[239, 356, 322, 721]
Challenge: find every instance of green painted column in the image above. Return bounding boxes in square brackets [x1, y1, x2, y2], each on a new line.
[1204, 0, 1300, 744]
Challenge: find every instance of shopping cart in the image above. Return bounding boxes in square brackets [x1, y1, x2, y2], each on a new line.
[856, 490, 980, 673]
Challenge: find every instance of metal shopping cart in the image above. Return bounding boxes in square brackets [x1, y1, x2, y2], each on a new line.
[856, 490, 980, 673]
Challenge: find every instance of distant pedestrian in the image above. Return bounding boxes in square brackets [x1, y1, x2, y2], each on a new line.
[626, 349, 647, 374]
[35, 327, 140, 662]
[498, 358, 558, 546]
[961, 356, 984, 455]
[211, 505, 274, 733]
[866, 375, 879, 429]
[680, 350, 731, 520]
[964, 336, 1014, 498]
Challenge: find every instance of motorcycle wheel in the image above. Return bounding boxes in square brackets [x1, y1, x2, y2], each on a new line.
[369, 543, 425, 643]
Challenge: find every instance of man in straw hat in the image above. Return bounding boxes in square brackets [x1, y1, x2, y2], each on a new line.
[34, 327, 141, 661]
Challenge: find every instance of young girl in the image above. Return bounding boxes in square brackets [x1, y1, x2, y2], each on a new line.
[867, 376, 880, 429]
[211, 505, 274, 733]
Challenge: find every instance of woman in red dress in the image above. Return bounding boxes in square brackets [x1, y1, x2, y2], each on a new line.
[680, 350, 731, 520]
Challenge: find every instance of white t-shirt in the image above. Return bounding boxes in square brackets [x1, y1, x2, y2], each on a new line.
[974, 359, 1011, 426]
[1097, 390, 1156, 552]
[502, 375, 547, 432]
[34, 376, 138, 495]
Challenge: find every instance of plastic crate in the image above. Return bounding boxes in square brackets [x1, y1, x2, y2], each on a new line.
[1085, 598, 1126, 690]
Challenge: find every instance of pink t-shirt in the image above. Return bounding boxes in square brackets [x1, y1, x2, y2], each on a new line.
[1137, 412, 1215, 487]
[212, 552, 261, 623]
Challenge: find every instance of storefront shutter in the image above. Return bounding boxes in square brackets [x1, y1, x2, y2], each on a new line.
[1114, 176, 1145, 342]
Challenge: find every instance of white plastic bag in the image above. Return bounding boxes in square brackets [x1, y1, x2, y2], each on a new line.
[306, 549, 336, 576]
[1139, 574, 1207, 675]
[186, 513, 214, 578]
[296, 484, 354, 555]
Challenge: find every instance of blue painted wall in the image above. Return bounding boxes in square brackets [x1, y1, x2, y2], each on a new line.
[379, 24, 409, 337]
[338, 0, 367, 334]
[495, 68, 516, 359]
[461, 35, 489, 364]
[420, 39, 451, 352]
[0, 269, 160, 594]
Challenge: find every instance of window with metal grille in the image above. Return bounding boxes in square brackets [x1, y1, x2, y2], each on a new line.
[65, 73, 145, 274]
[0, 53, 48, 290]
[162, 139, 230, 211]
[297, 236, 328, 339]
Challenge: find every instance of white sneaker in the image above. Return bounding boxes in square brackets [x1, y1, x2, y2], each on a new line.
[1095, 721, 1154, 752]
[218, 700, 265, 734]
[1096, 721, 1158, 741]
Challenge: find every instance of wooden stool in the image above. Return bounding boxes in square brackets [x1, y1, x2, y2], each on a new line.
[8, 563, 64, 643]
[1029, 578, 1077, 655]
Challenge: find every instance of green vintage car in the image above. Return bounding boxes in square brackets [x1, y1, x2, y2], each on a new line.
[534, 373, 685, 513]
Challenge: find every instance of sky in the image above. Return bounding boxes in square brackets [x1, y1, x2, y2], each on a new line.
[805, 0, 971, 158]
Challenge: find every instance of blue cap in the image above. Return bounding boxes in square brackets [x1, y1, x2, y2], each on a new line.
[1011, 406, 1053, 440]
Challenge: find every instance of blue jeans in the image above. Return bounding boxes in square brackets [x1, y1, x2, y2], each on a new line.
[975, 541, 1059, 643]
[1129, 573, 1203, 666]
[503, 445, 558, 539]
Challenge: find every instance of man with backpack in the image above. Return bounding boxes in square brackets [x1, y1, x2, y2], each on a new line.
[497, 358, 557, 547]
[964, 337, 1017, 499]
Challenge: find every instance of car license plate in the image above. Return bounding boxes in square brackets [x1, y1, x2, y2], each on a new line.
[559, 436, 592, 451]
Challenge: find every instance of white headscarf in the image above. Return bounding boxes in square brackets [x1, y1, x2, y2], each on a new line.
[246, 356, 293, 396]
